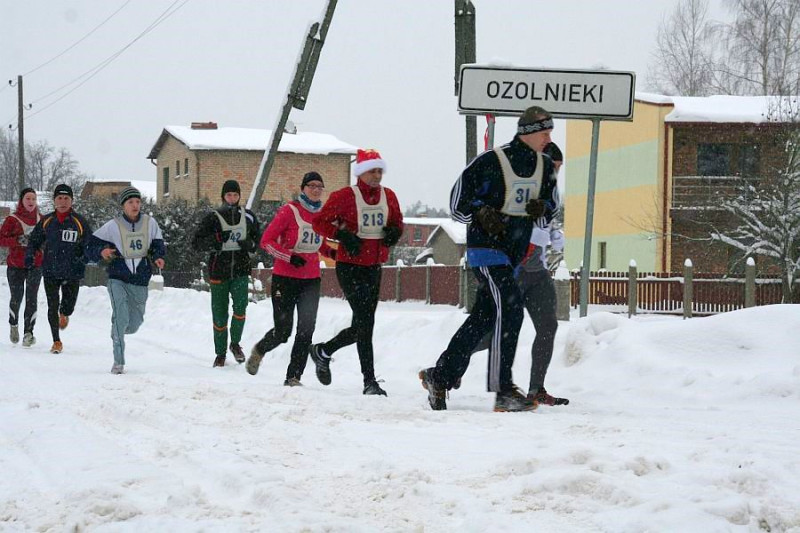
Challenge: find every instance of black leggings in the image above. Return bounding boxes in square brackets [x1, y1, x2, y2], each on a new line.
[43, 278, 80, 342]
[320, 262, 382, 384]
[255, 275, 321, 380]
[7, 266, 42, 333]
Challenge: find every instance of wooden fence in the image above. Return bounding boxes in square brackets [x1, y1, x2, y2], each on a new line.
[568, 269, 785, 315]
[83, 261, 790, 316]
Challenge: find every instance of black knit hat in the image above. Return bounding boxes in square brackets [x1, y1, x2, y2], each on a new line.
[53, 183, 74, 199]
[301, 171, 324, 188]
[19, 187, 36, 202]
[221, 179, 241, 200]
[517, 106, 554, 135]
[543, 142, 563, 162]
[119, 186, 142, 205]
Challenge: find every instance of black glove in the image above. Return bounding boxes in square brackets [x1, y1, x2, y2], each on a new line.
[474, 206, 506, 236]
[289, 254, 307, 268]
[335, 229, 362, 256]
[382, 225, 402, 247]
[239, 239, 255, 253]
[525, 199, 546, 218]
[16, 234, 29, 246]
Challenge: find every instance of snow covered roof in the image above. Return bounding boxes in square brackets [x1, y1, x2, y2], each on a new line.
[403, 217, 451, 226]
[148, 126, 358, 159]
[635, 92, 798, 124]
[426, 219, 467, 245]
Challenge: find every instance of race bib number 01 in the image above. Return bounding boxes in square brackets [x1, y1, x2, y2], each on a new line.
[61, 229, 78, 243]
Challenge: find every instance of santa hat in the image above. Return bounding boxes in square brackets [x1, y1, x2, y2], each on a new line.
[353, 149, 387, 176]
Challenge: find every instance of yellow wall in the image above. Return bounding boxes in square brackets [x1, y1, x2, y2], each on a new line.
[565, 99, 674, 271]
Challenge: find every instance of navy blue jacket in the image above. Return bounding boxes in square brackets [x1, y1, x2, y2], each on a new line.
[25, 210, 92, 280]
[450, 136, 559, 268]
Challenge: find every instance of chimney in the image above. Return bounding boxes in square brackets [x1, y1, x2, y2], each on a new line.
[191, 121, 218, 130]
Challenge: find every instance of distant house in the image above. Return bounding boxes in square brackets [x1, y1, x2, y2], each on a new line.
[400, 217, 449, 248]
[146, 122, 358, 206]
[424, 219, 467, 266]
[80, 180, 157, 203]
[565, 93, 796, 273]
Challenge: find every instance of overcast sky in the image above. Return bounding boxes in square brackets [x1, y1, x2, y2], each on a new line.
[2, 0, 727, 209]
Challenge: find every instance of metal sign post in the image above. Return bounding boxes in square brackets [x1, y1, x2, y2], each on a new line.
[457, 65, 636, 317]
[579, 118, 601, 317]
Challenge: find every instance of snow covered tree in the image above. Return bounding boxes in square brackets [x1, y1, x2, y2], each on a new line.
[709, 105, 800, 302]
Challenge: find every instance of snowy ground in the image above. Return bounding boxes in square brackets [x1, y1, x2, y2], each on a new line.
[1, 268, 799, 532]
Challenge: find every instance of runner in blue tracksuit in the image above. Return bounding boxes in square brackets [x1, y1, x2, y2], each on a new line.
[419, 106, 560, 412]
[86, 186, 166, 374]
[25, 184, 93, 354]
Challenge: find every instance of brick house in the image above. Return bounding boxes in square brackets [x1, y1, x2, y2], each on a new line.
[565, 94, 795, 273]
[146, 122, 357, 205]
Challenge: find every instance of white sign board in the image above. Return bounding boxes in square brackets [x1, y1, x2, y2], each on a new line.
[458, 65, 635, 121]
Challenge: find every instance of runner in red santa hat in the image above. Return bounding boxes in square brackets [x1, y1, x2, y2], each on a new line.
[307, 148, 403, 396]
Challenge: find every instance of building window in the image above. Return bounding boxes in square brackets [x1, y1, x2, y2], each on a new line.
[697, 144, 731, 176]
[598, 241, 607, 270]
[175, 160, 180, 179]
[184, 158, 189, 176]
[413, 227, 423, 242]
[738, 144, 760, 178]
[162, 167, 170, 194]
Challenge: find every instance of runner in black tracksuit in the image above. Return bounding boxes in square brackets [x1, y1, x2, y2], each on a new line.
[419, 106, 560, 412]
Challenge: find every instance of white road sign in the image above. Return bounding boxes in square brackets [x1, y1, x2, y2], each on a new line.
[458, 65, 635, 120]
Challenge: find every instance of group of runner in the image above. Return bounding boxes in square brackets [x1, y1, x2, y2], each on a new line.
[2, 105, 567, 411]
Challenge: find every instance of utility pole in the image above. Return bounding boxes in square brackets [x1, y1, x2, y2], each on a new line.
[454, 0, 476, 164]
[247, 0, 337, 209]
[17, 75, 25, 194]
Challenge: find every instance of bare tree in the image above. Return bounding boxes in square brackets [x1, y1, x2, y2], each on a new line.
[0, 131, 88, 200]
[647, 0, 715, 96]
[711, 0, 800, 95]
[0, 129, 19, 200]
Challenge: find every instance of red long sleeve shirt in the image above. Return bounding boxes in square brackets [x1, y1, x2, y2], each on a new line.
[313, 179, 403, 266]
[260, 200, 335, 279]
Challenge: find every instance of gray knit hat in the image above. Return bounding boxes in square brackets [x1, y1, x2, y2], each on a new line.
[119, 186, 141, 205]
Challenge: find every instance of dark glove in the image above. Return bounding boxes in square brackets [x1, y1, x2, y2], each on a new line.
[239, 239, 255, 253]
[382, 225, 402, 247]
[335, 229, 362, 256]
[17, 234, 29, 246]
[525, 199, 546, 218]
[474, 206, 506, 236]
[289, 254, 307, 268]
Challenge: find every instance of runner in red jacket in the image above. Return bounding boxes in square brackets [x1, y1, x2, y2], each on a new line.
[246, 172, 336, 385]
[0, 187, 43, 346]
[307, 149, 403, 396]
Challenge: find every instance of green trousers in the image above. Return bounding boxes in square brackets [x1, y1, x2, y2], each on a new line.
[210, 275, 249, 356]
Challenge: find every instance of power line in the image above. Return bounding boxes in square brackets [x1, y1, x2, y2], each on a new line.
[25, 0, 191, 121]
[22, 0, 134, 77]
